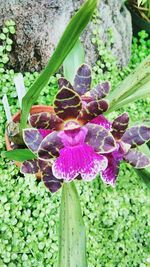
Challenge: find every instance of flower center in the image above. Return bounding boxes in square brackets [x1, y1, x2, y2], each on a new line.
[58, 124, 88, 147]
[64, 120, 80, 131]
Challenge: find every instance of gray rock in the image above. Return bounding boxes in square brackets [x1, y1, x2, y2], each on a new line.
[0, 0, 132, 71]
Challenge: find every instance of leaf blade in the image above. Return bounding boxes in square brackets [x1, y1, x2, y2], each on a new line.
[20, 0, 97, 129]
[58, 182, 87, 267]
[2, 149, 37, 162]
[107, 55, 150, 113]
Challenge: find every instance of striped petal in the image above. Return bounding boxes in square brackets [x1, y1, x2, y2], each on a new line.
[29, 112, 63, 130]
[124, 149, 150, 168]
[74, 64, 92, 95]
[43, 174, 62, 193]
[23, 129, 43, 153]
[77, 100, 108, 125]
[58, 77, 73, 90]
[112, 113, 129, 139]
[54, 87, 82, 120]
[91, 81, 110, 100]
[85, 123, 116, 153]
[38, 131, 63, 161]
[21, 159, 39, 174]
[121, 125, 150, 146]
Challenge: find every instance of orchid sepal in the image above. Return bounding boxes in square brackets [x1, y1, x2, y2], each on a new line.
[58, 77, 74, 91]
[85, 123, 117, 153]
[74, 64, 92, 95]
[29, 112, 63, 130]
[112, 112, 129, 139]
[90, 81, 110, 100]
[54, 87, 82, 120]
[77, 99, 109, 125]
[38, 131, 63, 161]
[124, 149, 150, 169]
[23, 128, 43, 153]
[121, 125, 150, 147]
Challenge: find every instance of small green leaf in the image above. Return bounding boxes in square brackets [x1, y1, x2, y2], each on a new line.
[6, 45, 12, 52]
[20, 0, 97, 130]
[9, 26, 16, 34]
[0, 68, 4, 73]
[6, 38, 13, 45]
[3, 27, 9, 34]
[2, 55, 9, 64]
[2, 149, 37, 162]
[0, 46, 4, 52]
[5, 20, 15, 27]
[0, 33, 6, 40]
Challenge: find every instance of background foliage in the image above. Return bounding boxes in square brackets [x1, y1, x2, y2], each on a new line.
[0, 29, 150, 266]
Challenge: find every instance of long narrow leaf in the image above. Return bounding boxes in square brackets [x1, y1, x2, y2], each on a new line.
[2, 149, 37, 162]
[20, 0, 97, 130]
[135, 144, 150, 188]
[107, 55, 150, 113]
[107, 80, 150, 112]
[58, 182, 87, 267]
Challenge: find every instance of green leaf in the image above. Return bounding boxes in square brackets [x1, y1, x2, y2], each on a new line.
[58, 182, 87, 267]
[20, 0, 97, 130]
[3, 27, 9, 34]
[63, 39, 85, 84]
[2, 55, 9, 64]
[108, 80, 150, 111]
[107, 55, 150, 113]
[6, 45, 12, 52]
[2, 149, 37, 162]
[0, 33, 6, 40]
[135, 143, 150, 188]
[6, 38, 13, 45]
[138, 0, 147, 6]
[9, 26, 16, 34]
[5, 20, 15, 27]
[135, 169, 150, 188]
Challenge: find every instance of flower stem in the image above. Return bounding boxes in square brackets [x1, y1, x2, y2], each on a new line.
[58, 182, 87, 267]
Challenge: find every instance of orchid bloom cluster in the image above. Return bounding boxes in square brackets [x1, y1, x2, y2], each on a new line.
[21, 64, 150, 193]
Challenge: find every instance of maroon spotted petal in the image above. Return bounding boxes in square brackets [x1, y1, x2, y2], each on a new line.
[74, 64, 91, 95]
[58, 77, 73, 91]
[124, 149, 150, 168]
[91, 81, 110, 100]
[36, 160, 62, 193]
[77, 100, 108, 125]
[23, 129, 43, 152]
[85, 123, 116, 153]
[38, 131, 63, 160]
[121, 125, 150, 147]
[43, 174, 62, 193]
[54, 87, 82, 121]
[112, 113, 129, 139]
[21, 159, 40, 174]
[29, 112, 63, 130]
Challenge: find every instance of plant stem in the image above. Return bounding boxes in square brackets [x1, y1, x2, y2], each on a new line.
[58, 182, 87, 267]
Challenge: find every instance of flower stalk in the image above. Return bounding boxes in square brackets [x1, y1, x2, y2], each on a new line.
[58, 182, 87, 267]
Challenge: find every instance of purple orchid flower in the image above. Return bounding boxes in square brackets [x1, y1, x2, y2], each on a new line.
[92, 113, 150, 186]
[21, 64, 116, 193]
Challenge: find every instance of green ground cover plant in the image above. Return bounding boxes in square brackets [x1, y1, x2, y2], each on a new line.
[0, 30, 150, 266]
